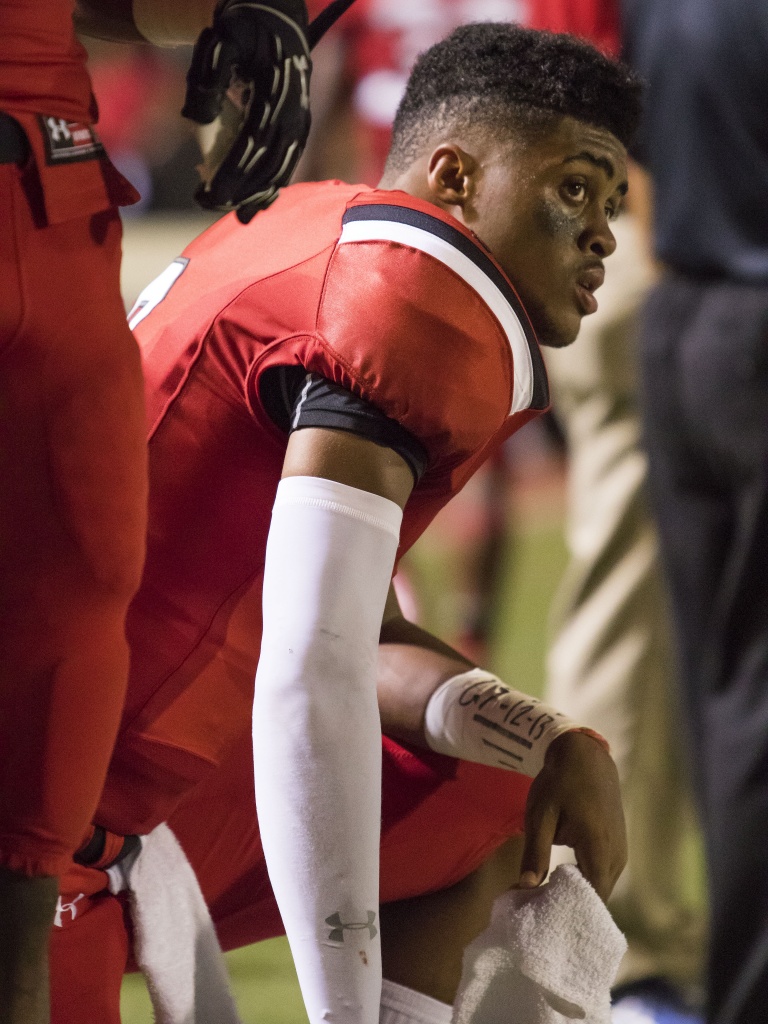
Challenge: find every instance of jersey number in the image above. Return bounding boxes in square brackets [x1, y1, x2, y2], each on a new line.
[127, 257, 190, 331]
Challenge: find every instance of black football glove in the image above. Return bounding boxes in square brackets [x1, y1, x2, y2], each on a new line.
[182, 0, 312, 223]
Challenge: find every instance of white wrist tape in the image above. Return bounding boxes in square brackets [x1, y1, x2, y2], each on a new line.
[132, 0, 214, 45]
[424, 669, 586, 778]
[253, 476, 402, 1024]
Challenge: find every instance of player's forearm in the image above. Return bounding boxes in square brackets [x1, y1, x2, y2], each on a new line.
[74, 0, 215, 44]
[253, 664, 383, 1024]
[377, 619, 622, 898]
[254, 475, 402, 1024]
[378, 612, 606, 777]
[75, 0, 146, 41]
[377, 615, 474, 748]
[0, 869, 58, 1024]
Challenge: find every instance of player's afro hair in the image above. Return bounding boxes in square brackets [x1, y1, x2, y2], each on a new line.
[386, 22, 642, 172]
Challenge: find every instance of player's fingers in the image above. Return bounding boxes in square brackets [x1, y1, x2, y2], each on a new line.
[235, 186, 279, 223]
[572, 824, 626, 903]
[204, 123, 295, 210]
[518, 796, 559, 889]
[182, 30, 240, 124]
[203, 82, 309, 213]
[572, 840, 609, 902]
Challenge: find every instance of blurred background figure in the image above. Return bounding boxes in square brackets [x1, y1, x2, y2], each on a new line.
[621, 1, 768, 1022]
[299, 0, 529, 186]
[544, 173, 707, 1023]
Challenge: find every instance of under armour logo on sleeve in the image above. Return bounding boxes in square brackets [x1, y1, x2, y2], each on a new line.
[325, 910, 378, 942]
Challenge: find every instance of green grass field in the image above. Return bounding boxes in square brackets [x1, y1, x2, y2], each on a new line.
[120, 496, 568, 1023]
[121, 938, 308, 1024]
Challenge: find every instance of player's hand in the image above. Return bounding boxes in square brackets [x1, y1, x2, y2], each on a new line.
[182, 0, 311, 223]
[517, 731, 627, 902]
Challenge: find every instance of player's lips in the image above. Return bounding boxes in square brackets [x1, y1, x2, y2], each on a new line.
[575, 263, 605, 315]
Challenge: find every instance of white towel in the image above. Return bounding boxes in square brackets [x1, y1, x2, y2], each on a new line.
[108, 822, 244, 1024]
[452, 865, 627, 1024]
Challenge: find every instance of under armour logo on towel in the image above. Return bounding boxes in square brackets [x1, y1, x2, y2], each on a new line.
[54, 893, 85, 928]
[325, 911, 377, 942]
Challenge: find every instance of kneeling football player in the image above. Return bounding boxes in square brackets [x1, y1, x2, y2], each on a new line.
[51, 22, 639, 1024]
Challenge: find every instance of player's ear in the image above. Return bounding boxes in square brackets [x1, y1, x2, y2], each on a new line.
[426, 144, 477, 209]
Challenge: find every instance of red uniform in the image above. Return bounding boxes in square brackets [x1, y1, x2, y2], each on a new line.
[49, 181, 548, 1020]
[0, 0, 146, 879]
[100, 182, 547, 832]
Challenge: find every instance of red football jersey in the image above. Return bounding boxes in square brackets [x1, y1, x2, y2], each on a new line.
[97, 181, 548, 835]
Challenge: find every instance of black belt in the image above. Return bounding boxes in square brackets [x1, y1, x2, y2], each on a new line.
[0, 113, 30, 164]
[74, 825, 141, 870]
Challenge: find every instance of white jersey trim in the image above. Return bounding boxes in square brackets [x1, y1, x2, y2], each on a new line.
[127, 257, 189, 331]
[337, 219, 534, 415]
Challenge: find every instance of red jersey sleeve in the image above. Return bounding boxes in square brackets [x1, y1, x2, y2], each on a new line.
[305, 197, 547, 474]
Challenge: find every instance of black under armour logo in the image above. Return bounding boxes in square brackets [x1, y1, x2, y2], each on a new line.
[325, 911, 377, 942]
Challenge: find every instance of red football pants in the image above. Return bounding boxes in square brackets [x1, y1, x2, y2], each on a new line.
[0, 160, 148, 878]
[50, 733, 530, 1023]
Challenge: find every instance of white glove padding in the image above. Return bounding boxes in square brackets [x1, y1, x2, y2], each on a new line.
[253, 476, 402, 1024]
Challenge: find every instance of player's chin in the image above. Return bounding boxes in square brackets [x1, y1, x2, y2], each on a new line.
[535, 306, 582, 349]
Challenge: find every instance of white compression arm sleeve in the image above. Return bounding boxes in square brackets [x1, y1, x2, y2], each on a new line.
[253, 476, 402, 1024]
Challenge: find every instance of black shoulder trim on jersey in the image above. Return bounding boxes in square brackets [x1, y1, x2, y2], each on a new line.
[342, 203, 549, 410]
[259, 365, 428, 484]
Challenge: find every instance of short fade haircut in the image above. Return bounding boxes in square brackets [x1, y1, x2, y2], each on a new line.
[385, 22, 642, 174]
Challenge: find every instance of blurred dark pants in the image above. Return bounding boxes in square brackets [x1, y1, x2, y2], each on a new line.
[639, 271, 768, 1024]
